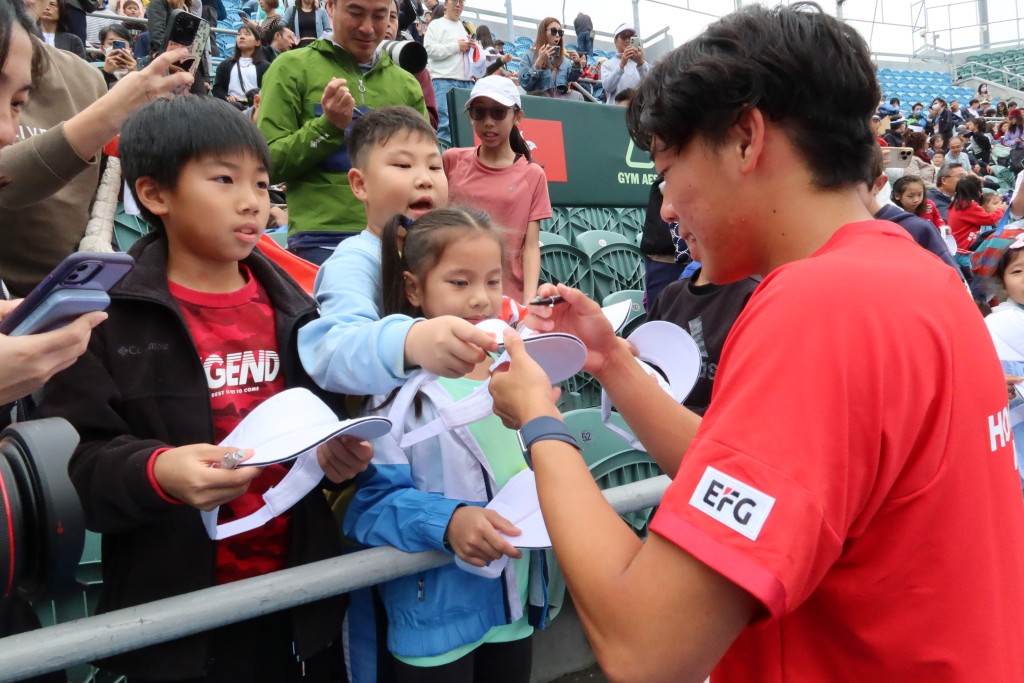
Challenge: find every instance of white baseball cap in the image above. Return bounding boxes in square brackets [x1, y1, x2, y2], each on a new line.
[614, 23, 636, 38]
[466, 75, 522, 109]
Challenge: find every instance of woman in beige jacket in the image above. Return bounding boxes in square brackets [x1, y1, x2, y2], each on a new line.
[903, 131, 936, 189]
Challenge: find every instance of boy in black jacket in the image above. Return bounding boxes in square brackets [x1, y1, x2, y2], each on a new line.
[36, 96, 372, 683]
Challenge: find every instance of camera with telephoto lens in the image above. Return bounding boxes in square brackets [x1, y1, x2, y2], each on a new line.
[0, 419, 85, 604]
[380, 39, 428, 73]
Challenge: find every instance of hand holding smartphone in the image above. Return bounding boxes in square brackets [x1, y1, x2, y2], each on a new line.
[166, 9, 210, 76]
[0, 253, 134, 337]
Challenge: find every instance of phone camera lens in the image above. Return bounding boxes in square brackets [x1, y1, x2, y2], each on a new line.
[76, 264, 89, 272]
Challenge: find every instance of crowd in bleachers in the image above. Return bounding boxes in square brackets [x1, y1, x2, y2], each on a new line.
[5, 0, 1024, 682]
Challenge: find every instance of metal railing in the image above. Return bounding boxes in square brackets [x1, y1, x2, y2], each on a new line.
[87, 9, 239, 37]
[0, 475, 670, 682]
[956, 61, 1024, 93]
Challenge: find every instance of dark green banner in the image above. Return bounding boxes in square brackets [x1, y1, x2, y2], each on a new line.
[449, 88, 654, 208]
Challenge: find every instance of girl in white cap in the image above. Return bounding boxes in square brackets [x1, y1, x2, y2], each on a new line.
[443, 75, 552, 303]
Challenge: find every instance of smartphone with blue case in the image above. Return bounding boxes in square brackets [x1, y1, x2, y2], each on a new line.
[0, 252, 134, 336]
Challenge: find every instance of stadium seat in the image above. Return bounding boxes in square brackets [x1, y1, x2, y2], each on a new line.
[561, 408, 663, 536]
[539, 243, 592, 298]
[588, 244, 645, 302]
[601, 289, 646, 336]
[574, 229, 630, 253]
[113, 207, 151, 251]
[537, 230, 568, 246]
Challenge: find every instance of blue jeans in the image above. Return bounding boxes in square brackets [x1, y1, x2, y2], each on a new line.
[432, 78, 473, 145]
[576, 30, 593, 59]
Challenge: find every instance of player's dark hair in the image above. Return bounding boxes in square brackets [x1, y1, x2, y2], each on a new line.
[627, 2, 880, 189]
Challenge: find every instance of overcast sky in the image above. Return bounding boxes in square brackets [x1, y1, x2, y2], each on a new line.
[465, 1, 1024, 57]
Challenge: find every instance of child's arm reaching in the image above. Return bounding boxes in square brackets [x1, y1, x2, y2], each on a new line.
[299, 242, 498, 394]
[404, 316, 499, 379]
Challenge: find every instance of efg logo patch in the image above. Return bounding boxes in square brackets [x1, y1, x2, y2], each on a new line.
[688, 467, 775, 541]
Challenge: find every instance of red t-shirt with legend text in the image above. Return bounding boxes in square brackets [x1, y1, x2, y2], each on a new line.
[170, 268, 292, 584]
[649, 221, 1024, 681]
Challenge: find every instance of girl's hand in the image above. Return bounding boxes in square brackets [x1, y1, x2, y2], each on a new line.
[316, 435, 373, 483]
[445, 505, 522, 566]
[404, 316, 499, 378]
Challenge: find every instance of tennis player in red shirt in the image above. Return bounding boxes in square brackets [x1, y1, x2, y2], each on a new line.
[489, 3, 1024, 682]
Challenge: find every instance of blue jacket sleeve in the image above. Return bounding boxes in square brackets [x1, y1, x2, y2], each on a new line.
[297, 238, 419, 395]
[518, 51, 541, 91]
[343, 457, 464, 552]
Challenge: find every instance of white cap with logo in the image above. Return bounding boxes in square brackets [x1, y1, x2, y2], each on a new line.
[466, 75, 522, 109]
[614, 23, 636, 38]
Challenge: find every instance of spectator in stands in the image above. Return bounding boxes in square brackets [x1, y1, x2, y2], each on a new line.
[948, 174, 1005, 251]
[965, 117, 995, 176]
[280, 0, 330, 46]
[1002, 108, 1024, 148]
[444, 76, 552, 303]
[519, 17, 583, 100]
[99, 23, 138, 88]
[978, 82, 990, 101]
[149, 0, 209, 96]
[867, 162, 960, 276]
[488, 5, 1024, 680]
[424, 0, 473, 144]
[257, 0, 428, 264]
[907, 102, 928, 131]
[0, 1, 193, 297]
[573, 10, 592, 62]
[892, 175, 945, 229]
[212, 25, 268, 106]
[870, 114, 886, 145]
[966, 98, 981, 119]
[944, 135, 972, 172]
[641, 176, 689, 311]
[932, 97, 953, 150]
[581, 56, 604, 101]
[35, 0, 86, 60]
[601, 22, 648, 106]
[997, 101, 1009, 118]
[996, 119, 1010, 141]
[928, 163, 966, 221]
[613, 87, 634, 105]
[0, 0, 106, 412]
[928, 133, 943, 158]
[261, 22, 296, 62]
[903, 131, 936, 188]
[37, 95, 373, 683]
[949, 99, 965, 128]
[882, 117, 905, 147]
[256, 0, 282, 39]
[475, 25, 511, 78]
[396, 0, 422, 42]
[385, 0, 438, 130]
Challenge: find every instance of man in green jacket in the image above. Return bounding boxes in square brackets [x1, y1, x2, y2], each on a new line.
[257, 0, 428, 264]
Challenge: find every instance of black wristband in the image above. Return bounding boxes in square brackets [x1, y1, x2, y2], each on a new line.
[517, 416, 580, 470]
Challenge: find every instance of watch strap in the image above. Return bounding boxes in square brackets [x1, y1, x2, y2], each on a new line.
[517, 416, 580, 469]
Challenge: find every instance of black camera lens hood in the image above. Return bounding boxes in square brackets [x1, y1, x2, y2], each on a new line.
[0, 418, 84, 601]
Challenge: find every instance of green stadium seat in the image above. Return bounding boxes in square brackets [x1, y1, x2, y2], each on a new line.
[539, 243, 593, 298]
[574, 229, 630, 254]
[601, 289, 646, 336]
[113, 207, 152, 252]
[537, 230, 568, 247]
[586, 241, 646, 303]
